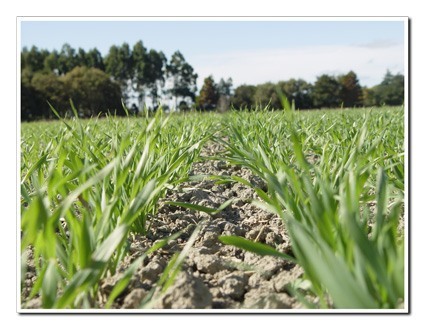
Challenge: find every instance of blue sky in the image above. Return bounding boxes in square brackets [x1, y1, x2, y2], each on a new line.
[20, 19, 405, 88]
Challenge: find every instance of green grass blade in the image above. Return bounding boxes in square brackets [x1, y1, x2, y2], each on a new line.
[288, 221, 378, 309]
[41, 260, 60, 308]
[219, 235, 296, 262]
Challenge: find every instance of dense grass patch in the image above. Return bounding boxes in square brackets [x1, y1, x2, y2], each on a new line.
[20, 111, 216, 308]
[219, 107, 404, 308]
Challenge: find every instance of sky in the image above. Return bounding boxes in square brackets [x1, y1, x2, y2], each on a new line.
[20, 19, 405, 90]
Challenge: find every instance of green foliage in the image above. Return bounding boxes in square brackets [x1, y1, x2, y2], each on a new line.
[197, 75, 219, 110]
[131, 41, 148, 104]
[219, 107, 405, 309]
[217, 77, 233, 97]
[29, 72, 68, 119]
[62, 66, 123, 117]
[58, 43, 79, 74]
[219, 235, 296, 262]
[278, 79, 313, 110]
[230, 84, 257, 110]
[104, 43, 133, 98]
[21, 105, 405, 309]
[216, 78, 233, 112]
[254, 82, 281, 109]
[21, 46, 50, 72]
[21, 109, 215, 308]
[166, 51, 198, 110]
[373, 71, 405, 106]
[145, 49, 167, 110]
[339, 71, 363, 107]
[21, 67, 123, 120]
[312, 74, 343, 108]
[21, 78, 46, 121]
[80, 48, 105, 72]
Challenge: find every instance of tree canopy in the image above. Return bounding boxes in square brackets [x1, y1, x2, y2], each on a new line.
[197, 76, 219, 111]
[166, 51, 198, 110]
[21, 66, 123, 121]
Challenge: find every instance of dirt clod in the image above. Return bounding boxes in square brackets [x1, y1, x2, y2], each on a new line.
[155, 271, 213, 309]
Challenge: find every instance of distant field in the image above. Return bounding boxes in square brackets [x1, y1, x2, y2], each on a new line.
[20, 106, 405, 310]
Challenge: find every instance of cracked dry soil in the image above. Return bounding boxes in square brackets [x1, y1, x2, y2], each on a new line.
[22, 141, 306, 310]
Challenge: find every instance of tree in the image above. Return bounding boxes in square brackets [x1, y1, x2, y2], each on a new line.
[231, 85, 256, 110]
[254, 82, 280, 109]
[166, 51, 198, 110]
[312, 74, 343, 109]
[373, 71, 404, 106]
[105, 43, 133, 102]
[43, 50, 60, 74]
[145, 49, 167, 110]
[279, 79, 313, 110]
[21, 46, 49, 73]
[85, 48, 105, 71]
[30, 72, 68, 118]
[62, 66, 123, 117]
[362, 87, 376, 107]
[76, 48, 88, 68]
[216, 78, 233, 112]
[21, 80, 44, 121]
[57, 43, 78, 75]
[131, 41, 148, 108]
[44, 47, 105, 74]
[197, 75, 219, 111]
[128, 42, 168, 112]
[217, 77, 233, 96]
[339, 71, 363, 107]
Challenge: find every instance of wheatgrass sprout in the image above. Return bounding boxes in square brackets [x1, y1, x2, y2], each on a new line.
[20, 108, 215, 308]
[219, 106, 405, 309]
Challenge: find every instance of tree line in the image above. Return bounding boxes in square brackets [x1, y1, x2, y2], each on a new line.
[21, 42, 198, 120]
[21, 42, 404, 121]
[228, 70, 404, 111]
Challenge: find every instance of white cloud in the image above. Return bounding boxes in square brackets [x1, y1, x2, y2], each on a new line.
[192, 43, 404, 89]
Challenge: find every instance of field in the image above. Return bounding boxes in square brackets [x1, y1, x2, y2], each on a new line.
[20, 106, 405, 310]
